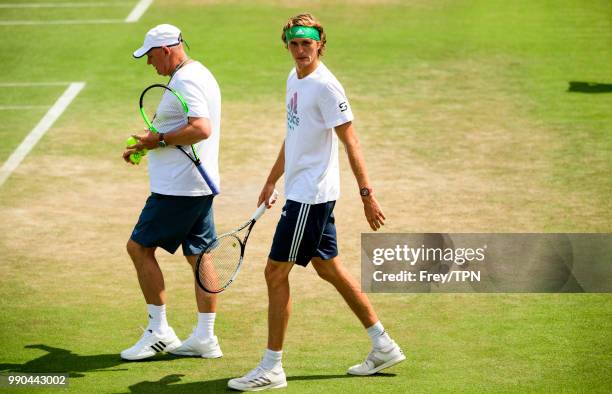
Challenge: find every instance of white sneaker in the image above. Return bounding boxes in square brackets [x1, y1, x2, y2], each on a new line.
[120, 327, 182, 361]
[347, 341, 406, 375]
[227, 365, 287, 391]
[169, 333, 223, 358]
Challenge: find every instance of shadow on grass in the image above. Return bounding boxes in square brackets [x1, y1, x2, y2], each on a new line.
[124, 372, 397, 392]
[0, 344, 174, 378]
[2, 345, 397, 391]
[568, 81, 612, 93]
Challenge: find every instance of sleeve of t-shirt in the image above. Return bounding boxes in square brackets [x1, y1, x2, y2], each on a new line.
[318, 80, 354, 129]
[173, 78, 210, 119]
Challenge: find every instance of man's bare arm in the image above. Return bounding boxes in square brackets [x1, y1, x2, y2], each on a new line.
[335, 121, 385, 231]
[258, 141, 286, 207]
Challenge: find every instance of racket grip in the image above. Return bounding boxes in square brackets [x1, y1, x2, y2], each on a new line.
[195, 163, 220, 195]
[252, 189, 279, 221]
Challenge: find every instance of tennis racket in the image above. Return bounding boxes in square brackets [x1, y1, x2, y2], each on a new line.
[195, 190, 279, 293]
[139, 83, 219, 195]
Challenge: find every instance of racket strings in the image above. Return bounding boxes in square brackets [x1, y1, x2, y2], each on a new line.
[198, 233, 244, 292]
[143, 87, 187, 134]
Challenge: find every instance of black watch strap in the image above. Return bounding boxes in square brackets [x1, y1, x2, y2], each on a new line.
[158, 133, 167, 148]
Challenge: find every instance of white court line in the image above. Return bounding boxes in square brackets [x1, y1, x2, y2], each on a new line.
[0, 0, 152, 25]
[0, 105, 49, 110]
[125, 0, 153, 23]
[0, 82, 86, 188]
[0, 82, 73, 87]
[0, 2, 129, 8]
[0, 19, 123, 25]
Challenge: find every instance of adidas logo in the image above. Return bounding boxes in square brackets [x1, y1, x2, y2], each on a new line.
[296, 28, 305, 35]
[281, 210, 287, 217]
[248, 377, 272, 387]
[150, 341, 167, 353]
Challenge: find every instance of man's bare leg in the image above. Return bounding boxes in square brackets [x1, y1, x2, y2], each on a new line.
[311, 256, 377, 328]
[265, 259, 295, 351]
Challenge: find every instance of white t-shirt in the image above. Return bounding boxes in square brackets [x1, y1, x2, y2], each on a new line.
[147, 61, 221, 196]
[284, 62, 354, 204]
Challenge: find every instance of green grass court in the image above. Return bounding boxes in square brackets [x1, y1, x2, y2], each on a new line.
[1, 0, 611, 392]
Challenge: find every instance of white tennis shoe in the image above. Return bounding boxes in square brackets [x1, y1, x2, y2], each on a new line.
[347, 341, 406, 375]
[169, 333, 223, 358]
[120, 327, 181, 361]
[227, 365, 287, 391]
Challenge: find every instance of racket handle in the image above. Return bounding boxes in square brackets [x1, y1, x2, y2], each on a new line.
[195, 163, 220, 195]
[251, 189, 279, 221]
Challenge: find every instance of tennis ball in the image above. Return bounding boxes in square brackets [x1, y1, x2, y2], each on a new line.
[130, 151, 143, 164]
[125, 136, 148, 164]
[125, 136, 138, 147]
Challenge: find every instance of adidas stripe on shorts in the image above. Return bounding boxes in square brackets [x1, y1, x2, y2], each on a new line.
[269, 200, 338, 266]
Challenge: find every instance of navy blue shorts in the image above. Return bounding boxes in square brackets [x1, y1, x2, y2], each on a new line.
[130, 193, 216, 256]
[269, 200, 338, 267]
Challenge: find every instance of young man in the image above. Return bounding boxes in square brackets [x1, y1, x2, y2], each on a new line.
[120, 24, 223, 361]
[228, 14, 405, 391]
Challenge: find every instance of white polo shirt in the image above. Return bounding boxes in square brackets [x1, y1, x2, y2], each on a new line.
[284, 62, 354, 204]
[147, 61, 221, 196]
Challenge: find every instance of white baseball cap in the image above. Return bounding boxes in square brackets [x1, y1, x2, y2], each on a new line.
[133, 24, 182, 58]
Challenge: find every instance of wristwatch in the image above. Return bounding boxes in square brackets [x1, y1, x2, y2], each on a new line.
[360, 187, 373, 197]
[158, 133, 167, 148]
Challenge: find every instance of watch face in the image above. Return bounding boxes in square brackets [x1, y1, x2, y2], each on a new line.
[360, 187, 370, 196]
[158, 140, 167, 148]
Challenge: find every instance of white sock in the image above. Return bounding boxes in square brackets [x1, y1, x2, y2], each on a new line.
[147, 304, 169, 333]
[195, 312, 216, 339]
[260, 349, 283, 371]
[367, 321, 393, 349]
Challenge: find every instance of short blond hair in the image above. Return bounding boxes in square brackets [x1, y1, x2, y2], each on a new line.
[281, 13, 327, 56]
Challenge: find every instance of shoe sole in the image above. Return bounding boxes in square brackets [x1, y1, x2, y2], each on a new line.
[202, 351, 223, 359]
[347, 353, 406, 376]
[121, 353, 155, 361]
[228, 380, 287, 392]
[169, 348, 223, 358]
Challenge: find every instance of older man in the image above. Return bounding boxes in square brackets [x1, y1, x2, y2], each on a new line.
[121, 24, 222, 361]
